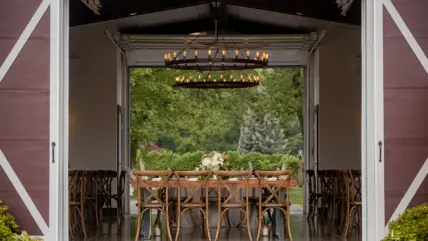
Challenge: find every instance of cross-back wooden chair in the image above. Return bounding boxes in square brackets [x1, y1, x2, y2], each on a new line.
[84, 170, 102, 229]
[69, 170, 87, 239]
[201, 184, 232, 228]
[213, 170, 253, 241]
[99, 170, 117, 219]
[174, 170, 212, 241]
[331, 170, 346, 226]
[134, 170, 173, 241]
[109, 170, 126, 222]
[306, 170, 320, 218]
[343, 170, 362, 237]
[318, 170, 334, 220]
[254, 170, 293, 241]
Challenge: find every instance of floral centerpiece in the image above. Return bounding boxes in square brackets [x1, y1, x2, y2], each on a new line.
[200, 151, 228, 170]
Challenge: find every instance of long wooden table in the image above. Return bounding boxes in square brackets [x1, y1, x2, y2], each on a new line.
[132, 178, 297, 188]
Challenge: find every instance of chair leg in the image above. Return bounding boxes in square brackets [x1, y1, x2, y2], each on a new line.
[135, 212, 142, 241]
[306, 197, 313, 219]
[215, 209, 225, 241]
[332, 200, 342, 226]
[69, 206, 74, 239]
[78, 204, 87, 238]
[206, 208, 211, 241]
[154, 210, 161, 226]
[358, 206, 362, 230]
[199, 208, 211, 241]
[164, 210, 173, 241]
[313, 197, 319, 218]
[285, 209, 293, 241]
[245, 208, 253, 241]
[343, 205, 357, 238]
[95, 198, 99, 228]
[256, 208, 263, 241]
[175, 206, 182, 241]
[225, 210, 232, 228]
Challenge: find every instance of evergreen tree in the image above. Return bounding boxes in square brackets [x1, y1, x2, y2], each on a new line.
[238, 109, 288, 154]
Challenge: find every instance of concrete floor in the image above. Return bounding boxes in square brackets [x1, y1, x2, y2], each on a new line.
[72, 214, 361, 241]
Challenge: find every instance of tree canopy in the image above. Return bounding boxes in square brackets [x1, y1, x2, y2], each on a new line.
[130, 68, 303, 163]
[238, 109, 288, 154]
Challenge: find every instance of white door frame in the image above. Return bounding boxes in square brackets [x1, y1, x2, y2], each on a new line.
[361, 0, 385, 240]
[52, 0, 69, 240]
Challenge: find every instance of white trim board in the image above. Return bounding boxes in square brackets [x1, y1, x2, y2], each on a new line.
[0, 0, 50, 84]
[0, 150, 49, 235]
[385, 158, 428, 232]
[383, 0, 428, 74]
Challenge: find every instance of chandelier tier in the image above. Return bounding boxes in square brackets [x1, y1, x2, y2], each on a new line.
[164, 49, 269, 71]
[173, 73, 260, 89]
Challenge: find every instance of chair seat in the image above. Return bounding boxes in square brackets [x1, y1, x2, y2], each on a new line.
[201, 196, 227, 202]
[351, 201, 362, 205]
[182, 203, 205, 208]
[222, 203, 245, 208]
[166, 196, 187, 202]
[135, 203, 164, 208]
[259, 203, 288, 208]
[246, 196, 270, 202]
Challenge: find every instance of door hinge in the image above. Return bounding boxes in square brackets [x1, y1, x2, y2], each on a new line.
[378, 141, 383, 163]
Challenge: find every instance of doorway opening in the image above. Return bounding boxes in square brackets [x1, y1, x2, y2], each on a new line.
[65, 1, 369, 241]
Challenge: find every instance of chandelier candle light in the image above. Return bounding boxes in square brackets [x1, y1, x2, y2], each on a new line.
[174, 73, 260, 89]
[164, 49, 269, 71]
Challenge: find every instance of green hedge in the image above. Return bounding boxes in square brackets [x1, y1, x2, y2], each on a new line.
[383, 203, 428, 241]
[139, 151, 301, 179]
[0, 201, 20, 241]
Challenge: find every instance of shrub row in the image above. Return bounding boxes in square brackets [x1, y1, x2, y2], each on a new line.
[0, 200, 20, 241]
[139, 151, 301, 179]
[383, 203, 428, 241]
[0, 201, 41, 241]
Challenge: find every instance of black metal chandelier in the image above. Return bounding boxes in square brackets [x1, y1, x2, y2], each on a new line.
[166, 0, 267, 89]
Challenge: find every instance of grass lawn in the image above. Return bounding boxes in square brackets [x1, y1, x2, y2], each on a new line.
[289, 187, 304, 206]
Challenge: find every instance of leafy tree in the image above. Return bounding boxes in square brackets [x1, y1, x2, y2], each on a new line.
[130, 68, 304, 164]
[257, 68, 304, 154]
[238, 109, 288, 154]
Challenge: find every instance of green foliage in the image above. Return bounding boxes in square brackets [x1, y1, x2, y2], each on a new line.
[383, 203, 428, 241]
[0, 201, 20, 241]
[130, 68, 304, 165]
[238, 109, 288, 154]
[12, 231, 42, 241]
[140, 151, 299, 179]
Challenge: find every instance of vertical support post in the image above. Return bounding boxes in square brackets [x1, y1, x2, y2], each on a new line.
[362, 0, 385, 240]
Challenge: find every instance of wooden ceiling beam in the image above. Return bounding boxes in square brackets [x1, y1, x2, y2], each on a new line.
[70, 0, 360, 27]
[70, 0, 211, 26]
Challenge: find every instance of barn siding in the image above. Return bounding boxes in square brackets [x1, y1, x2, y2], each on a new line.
[0, 1, 50, 235]
[383, 0, 428, 223]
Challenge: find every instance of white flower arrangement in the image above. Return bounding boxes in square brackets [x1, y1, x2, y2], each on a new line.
[200, 151, 228, 170]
